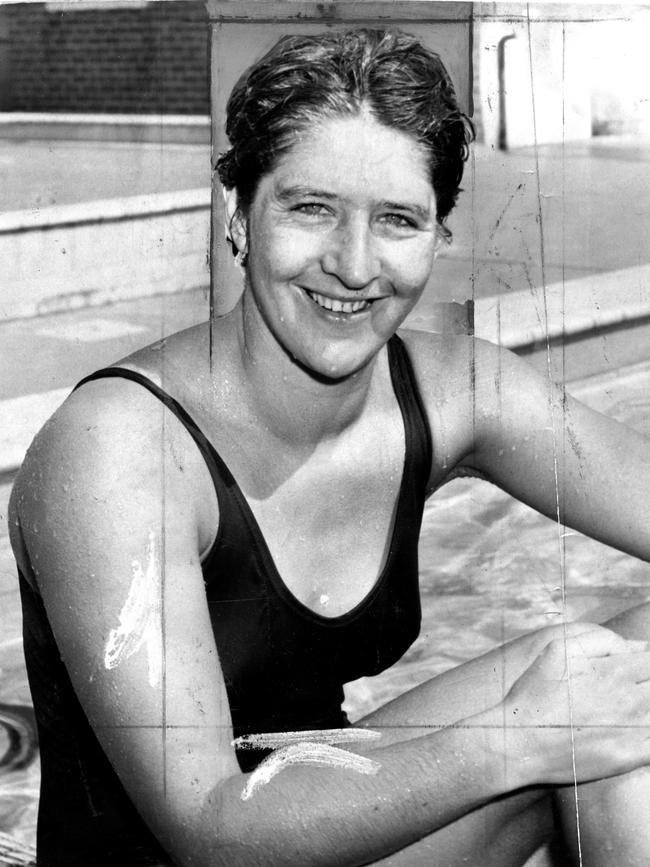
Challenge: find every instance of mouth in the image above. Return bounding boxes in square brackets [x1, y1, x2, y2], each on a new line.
[304, 289, 373, 315]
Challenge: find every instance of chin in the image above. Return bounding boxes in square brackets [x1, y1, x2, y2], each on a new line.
[292, 342, 380, 383]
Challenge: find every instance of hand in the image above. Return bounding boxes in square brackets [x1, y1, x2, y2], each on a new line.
[503, 625, 650, 786]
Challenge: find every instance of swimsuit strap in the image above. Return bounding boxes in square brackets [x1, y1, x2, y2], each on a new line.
[73, 366, 231, 495]
[387, 334, 433, 486]
[72, 336, 434, 553]
[73, 336, 432, 486]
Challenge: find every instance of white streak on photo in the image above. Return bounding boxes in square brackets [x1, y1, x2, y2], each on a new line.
[240, 742, 381, 801]
[233, 727, 381, 750]
[103, 530, 162, 688]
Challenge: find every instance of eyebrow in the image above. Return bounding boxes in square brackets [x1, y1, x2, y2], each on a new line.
[276, 185, 338, 203]
[277, 186, 433, 221]
[382, 200, 432, 222]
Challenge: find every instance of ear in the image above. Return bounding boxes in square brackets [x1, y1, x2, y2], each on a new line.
[222, 186, 248, 253]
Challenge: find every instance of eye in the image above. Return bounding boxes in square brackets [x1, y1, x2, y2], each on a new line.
[380, 213, 418, 229]
[292, 202, 331, 217]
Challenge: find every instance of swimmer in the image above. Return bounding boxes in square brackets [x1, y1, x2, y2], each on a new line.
[9, 28, 650, 866]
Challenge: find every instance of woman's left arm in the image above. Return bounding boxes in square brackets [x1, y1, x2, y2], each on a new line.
[404, 330, 649, 563]
[463, 338, 650, 562]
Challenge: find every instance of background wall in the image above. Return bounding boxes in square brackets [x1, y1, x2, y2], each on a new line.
[1, 1, 209, 114]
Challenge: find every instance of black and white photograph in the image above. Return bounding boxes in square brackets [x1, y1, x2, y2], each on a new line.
[1, 1, 649, 864]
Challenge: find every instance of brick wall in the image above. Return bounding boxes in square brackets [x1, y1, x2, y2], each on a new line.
[4, 1, 209, 114]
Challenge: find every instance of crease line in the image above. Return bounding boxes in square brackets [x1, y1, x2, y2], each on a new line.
[526, 8, 582, 862]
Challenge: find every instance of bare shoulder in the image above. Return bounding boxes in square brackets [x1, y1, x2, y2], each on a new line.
[396, 330, 484, 483]
[395, 330, 559, 486]
[9, 356, 215, 591]
[398, 329, 554, 417]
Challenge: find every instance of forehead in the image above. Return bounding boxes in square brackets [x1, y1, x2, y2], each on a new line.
[266, 112, 433, 205]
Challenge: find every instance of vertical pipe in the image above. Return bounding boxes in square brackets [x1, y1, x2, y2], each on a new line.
[497, 33, 516, 150]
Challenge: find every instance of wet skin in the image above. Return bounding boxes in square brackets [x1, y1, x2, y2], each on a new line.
[226, 108, 440, 382]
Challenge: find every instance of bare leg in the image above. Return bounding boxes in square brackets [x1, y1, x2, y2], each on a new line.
[351, 624, 585, 866]
[554, 602, 650, 866]
[355, 608, 650, 866]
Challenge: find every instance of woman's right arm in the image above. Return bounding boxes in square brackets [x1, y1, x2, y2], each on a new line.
[9, 381, 649, 867]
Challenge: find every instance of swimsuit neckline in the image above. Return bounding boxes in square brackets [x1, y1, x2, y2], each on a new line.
[73, 335, 423, 626]
[201, 336, 412, 626]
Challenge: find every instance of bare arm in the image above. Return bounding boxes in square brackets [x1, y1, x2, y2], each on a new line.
[468, 341, 650, 562]
[405, 331, 650, 563]
[9, 379, 529, 867]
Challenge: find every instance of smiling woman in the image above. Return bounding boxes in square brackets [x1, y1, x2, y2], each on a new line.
[225, 109, 439, 379]
[8, 25, 650, 867]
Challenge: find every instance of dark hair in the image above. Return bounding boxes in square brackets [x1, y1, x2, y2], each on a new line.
[216, 28, 474, 241]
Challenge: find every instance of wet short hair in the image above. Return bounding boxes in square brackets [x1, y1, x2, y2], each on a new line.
[216, 28, 474, 241]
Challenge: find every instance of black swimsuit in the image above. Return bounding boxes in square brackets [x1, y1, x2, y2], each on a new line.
[19, 334, 432, 864]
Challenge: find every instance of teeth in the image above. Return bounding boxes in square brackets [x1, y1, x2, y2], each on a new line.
[307, 290, 370, 314]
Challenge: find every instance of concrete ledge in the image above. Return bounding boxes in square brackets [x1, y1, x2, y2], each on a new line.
[0, 113, 211, 144]
[0, 189, 210, 320]
[0, 188, 210, 234]
[474, 264, 650, 350]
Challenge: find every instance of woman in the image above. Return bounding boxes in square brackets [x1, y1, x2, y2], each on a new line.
[9, 28, 650, 867]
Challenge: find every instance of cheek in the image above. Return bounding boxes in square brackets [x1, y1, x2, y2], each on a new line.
[250, 220, 316, 282]
[389, 241, 436, 296]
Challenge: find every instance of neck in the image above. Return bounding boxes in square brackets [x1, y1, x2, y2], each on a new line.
[226, 294, 384, 445]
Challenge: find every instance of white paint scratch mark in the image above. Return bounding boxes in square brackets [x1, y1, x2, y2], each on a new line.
[240, 742, 381, 801]
[233, 727, 382, 750]
[104, 530, 162, 688]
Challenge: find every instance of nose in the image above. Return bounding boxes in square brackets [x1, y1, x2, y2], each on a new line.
[321, 215, 380, 290]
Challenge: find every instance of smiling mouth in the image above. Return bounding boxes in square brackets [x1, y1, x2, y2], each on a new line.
[305, 289, 372, 314]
